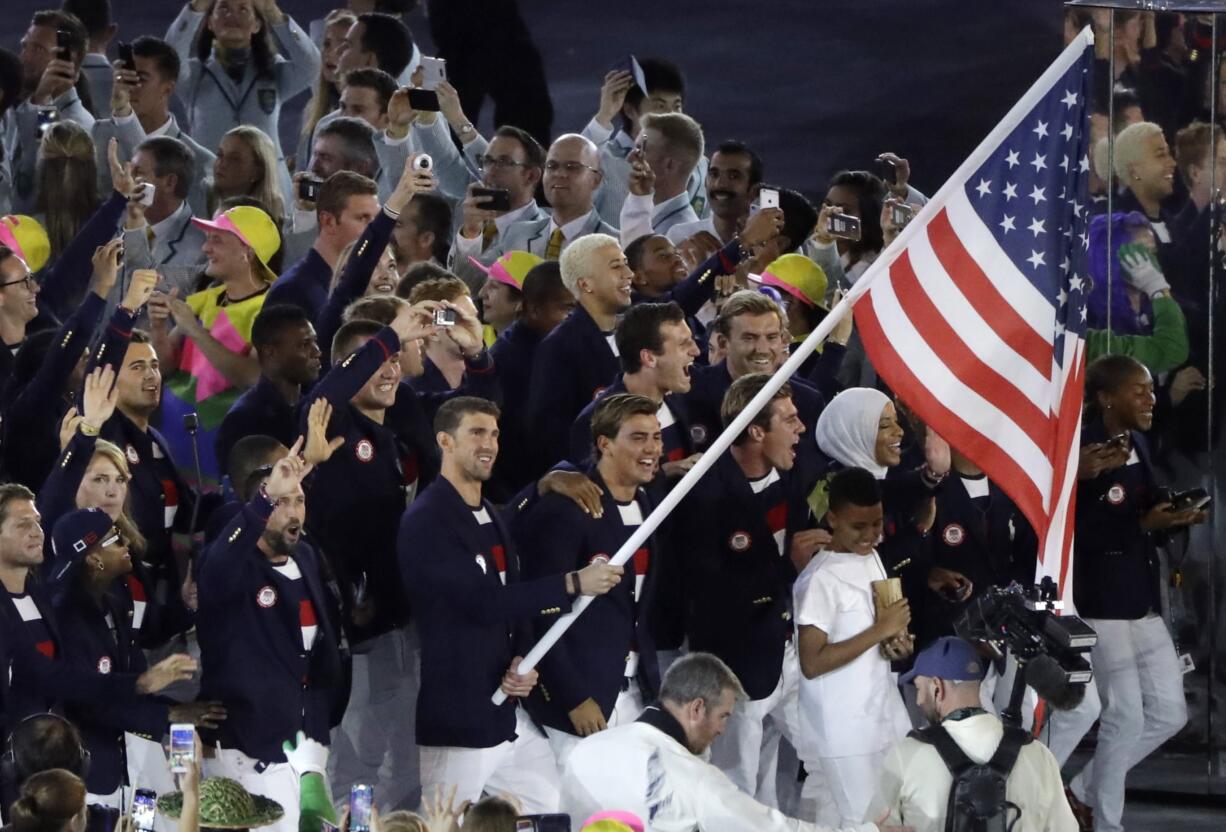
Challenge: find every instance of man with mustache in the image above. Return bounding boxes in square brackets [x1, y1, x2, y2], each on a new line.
[668, 140, 764, 245]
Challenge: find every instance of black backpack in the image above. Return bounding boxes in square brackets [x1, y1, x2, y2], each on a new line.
[908, 723, 1032, 832]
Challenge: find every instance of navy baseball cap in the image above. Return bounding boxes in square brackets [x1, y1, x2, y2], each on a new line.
[51, 508, 116, 583]
[900, 636, 988, 685]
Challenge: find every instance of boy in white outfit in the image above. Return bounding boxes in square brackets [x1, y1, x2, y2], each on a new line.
[794, 467, 914, 827]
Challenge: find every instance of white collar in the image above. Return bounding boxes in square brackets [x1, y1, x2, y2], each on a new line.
[547, 211, 593, 242]
[151, 200, 190, 241]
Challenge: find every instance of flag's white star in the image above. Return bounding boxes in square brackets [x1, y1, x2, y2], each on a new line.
[1061, 123, 1074, 140]
[1059, 155, 1069, 172]
[1028, 218, 1046, 236]
[1055, 320, 1067, 336]
[1072, 200, 1083, 218]
[999, 215, 1016, 233]
[1069, 275, 1085, 293]
[975, 178, 992, 198]
[1080, 230, 1089, 248]
[1029, 185, 1046, 205]
[1080, 306, 1087, 322]
[1026, 250, 1046, 269]
[1033, 120, 1049, 139]
[1079, 155, 1089, 173]
[1061, 90, 1079, 108]
[1060, 257, 1070, 274]
[1030, 152, 1047, 173]
[1005, 149, 1020, 169]
[1058, 288, 1068, 305]
[1003, 182, 1018, 201]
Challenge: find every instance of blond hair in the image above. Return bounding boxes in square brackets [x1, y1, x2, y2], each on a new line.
[86, 440, 148, 557]
[559, 233, 621, 294]
[36, 122, 99, 262]
[299, 10, 357, 161]
[211, 126, 285, 224]
[1112, 121, 1165, 182]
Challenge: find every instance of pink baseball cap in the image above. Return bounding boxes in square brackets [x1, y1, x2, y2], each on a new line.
[467, 250, 544, 290]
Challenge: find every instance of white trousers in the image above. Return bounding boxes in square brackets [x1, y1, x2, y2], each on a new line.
[328, 626, 420, 811]
[709, 640, 802, 809]
[418, 707, 559, 814]
[207, 747, 300, 832]
[1070, 615, 1187, 832]
[816, 750, 888, 828]
[544, 681, 644, 769]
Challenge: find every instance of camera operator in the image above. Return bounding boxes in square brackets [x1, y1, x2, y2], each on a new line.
[1065, 355, 1202, 832]
[869, 637, 1077, 832]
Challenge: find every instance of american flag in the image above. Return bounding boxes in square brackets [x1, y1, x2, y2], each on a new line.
[850, 30, 1095, 607]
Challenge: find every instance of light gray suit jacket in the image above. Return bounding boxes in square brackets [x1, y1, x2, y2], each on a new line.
[496, 209, 618, 259]
[93, 114, 216, 218]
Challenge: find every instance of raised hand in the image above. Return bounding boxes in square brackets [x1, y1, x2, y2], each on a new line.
[91, 238, 124, 300]
[304, 399, 344, 466]
[123, 268, 160, 312]
[596, 70, 634, 128]
[265, 437, 313, 500]
[81, 365, 120, 432]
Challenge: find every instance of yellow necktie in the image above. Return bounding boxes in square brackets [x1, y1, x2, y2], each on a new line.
[481, 221, 497, 252]
[145, 225, 156, 248]
[545, 227, 564, 260]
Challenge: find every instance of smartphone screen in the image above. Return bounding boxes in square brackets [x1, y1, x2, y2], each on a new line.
[349, 784, 374, 832]
[132, 789, 157, 832]
[169, 723, 195, 774]
[419, 57, 446, 91]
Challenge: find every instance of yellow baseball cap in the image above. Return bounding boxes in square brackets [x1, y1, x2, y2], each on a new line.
[0, 215, 51, 272]
[192, 206, 281, 282]
[748, 253, 828, 310]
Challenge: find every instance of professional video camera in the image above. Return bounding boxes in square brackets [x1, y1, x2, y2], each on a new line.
[955, 577, 1097, 726]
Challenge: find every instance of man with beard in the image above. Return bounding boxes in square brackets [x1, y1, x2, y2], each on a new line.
[668, 141, 764, 245]
[868, 637, 1077, 832]
[198, 442, 342, 832]
[400, 396, 623, 812]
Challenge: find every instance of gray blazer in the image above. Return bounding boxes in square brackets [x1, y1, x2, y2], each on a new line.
[93, 114, 216, 218]
[167, 4, 319, 164]
[4, 89, 96, 213]
[496, 209, 618, 259]
[81, 54, 114, 119]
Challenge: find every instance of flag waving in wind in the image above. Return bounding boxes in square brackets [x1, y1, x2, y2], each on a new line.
[850, 29, 1095, 607]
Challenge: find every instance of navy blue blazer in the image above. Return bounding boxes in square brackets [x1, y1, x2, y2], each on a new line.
[1074, 420, 1161, 620]
[0, 577, 62, 721]
[54, 577, 169, 795]
[629, 238, 743, 319]
[265, 248, 332, 324]
[525, 304, 621, 477]
[215, 375, 300, 474]
[301, 326, 498, 639]
[512, 467, 660, 733]
[674, 451, 809, 700]
[487, 320, 543, 500]
[567, 375, 695, 467]
[198, 494, 343, 764]
[316, 211, 397, 367]
[399, 476, 571, 749]
[1, 292, 106, 489]
[33, 191, 129, 326]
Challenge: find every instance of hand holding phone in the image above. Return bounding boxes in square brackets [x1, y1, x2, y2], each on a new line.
[56, 29, 73, 62]
[471, 187, 511, 212]
[118, 43, 136, 71]
[434, 307, 457, 327]
[759, 188, 780, 210]
[419, 57, 446, 91]
[827, 211, 862, 242]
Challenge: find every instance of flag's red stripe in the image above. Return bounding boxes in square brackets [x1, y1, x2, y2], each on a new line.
[928, 210, 1053, 378]
[1051, 348, 1084, 596]
[856, 293, 1047, 529]
[889, 252, 1051, 447]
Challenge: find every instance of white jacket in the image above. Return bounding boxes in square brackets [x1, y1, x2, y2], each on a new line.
[560, 707, 877, 832]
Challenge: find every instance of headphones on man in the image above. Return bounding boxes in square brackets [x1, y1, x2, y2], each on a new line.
[1, 712, 91, 785]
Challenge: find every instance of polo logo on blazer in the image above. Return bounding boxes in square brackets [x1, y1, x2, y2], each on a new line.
[1107, 484, 1126, 505]
[97, 656, 112, 673]
[942, 524, 965, 546]
[256, 586, 277, 608]
[728, 531, 751, 552]
[690, 424, 708, 445]
[355, 439, 375, 463]
[126, 444, 140, 465]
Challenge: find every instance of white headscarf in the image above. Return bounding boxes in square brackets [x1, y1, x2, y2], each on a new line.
[815, 387, 893, 479]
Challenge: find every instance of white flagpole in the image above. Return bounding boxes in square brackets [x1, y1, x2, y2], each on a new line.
[491, 26, 1096, 704]
[492, 290, 856, 704]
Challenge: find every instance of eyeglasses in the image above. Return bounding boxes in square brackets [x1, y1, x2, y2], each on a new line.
[477, 155, 528, 171]
[544, 160, 599, 175]
[0, 274, 35, 291]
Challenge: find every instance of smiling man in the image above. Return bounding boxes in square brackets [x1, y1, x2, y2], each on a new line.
[514, 393, 663, 767]
[526, 234, 633, 476]
[0, 247, 41, 387]
[672, 373, 815, 810]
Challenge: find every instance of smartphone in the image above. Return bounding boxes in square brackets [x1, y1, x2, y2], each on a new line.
[434, 307, 457, 327]
[472, 187, 511, 212]
[890, 201, 914, 228]
[36, 107, 58, 134]
[131, 789, 157, 832]
[169, 723, 195, 774]
[827, 212, 862, 242]
[298, 177, 322, 202]
[759, 188, 780, 209]
[1108, 432, 1130, 447]
[118, 42, 136, 71]
[136, 182, 156, 208]
[349, 785, 374, 832]
[407, 88, 440, 112]
[56, 29, 72, 61]
[419, 56, 446, 91]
